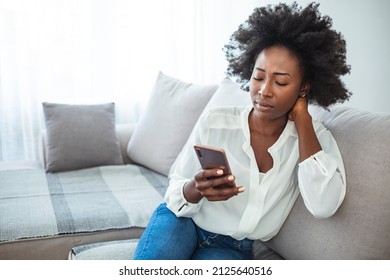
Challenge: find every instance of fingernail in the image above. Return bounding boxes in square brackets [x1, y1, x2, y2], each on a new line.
[217, 170, 223, 175]
[228, 175, 234, 181]
[238, 187, 245, 192]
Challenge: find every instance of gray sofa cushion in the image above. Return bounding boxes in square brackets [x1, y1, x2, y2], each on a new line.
[265, 105, 390, 259]
[42, 102, 123, 172]
[69, 239, 139, 260]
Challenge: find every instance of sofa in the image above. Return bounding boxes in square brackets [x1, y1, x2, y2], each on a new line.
[1, 71, 389, 260]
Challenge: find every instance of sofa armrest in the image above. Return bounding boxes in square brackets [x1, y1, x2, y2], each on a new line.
[39, 123, 137, 168]
[0, 160, 41, 171]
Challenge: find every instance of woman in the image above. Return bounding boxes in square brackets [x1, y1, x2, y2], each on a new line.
[133, 2, 351, 260]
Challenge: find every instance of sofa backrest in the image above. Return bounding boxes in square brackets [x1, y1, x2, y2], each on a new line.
[266, 104, 390, 259]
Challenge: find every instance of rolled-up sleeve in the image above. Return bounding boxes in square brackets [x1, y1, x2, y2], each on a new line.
[297, 126, 346, 218]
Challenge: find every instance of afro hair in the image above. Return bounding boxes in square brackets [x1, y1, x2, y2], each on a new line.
[223, 2, 351, 108]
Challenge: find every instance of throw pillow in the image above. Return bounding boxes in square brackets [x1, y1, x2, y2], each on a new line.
[168, 77, 252, 175]
[42, 102, 123, 172]
[126, 71, 218, 176]
[203, 77, 252, 111]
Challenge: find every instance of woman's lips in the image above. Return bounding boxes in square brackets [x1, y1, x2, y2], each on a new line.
[254, 100, 274, 110]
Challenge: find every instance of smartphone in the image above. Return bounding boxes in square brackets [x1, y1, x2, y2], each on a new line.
[193, 144, 235, 188]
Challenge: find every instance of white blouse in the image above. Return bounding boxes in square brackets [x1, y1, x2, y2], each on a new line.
[164, 106, 346, 241]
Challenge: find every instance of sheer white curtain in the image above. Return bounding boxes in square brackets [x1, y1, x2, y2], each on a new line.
[0, 0, 262, 161]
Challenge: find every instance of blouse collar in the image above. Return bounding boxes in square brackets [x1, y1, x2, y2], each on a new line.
[241, 106, 298, 152]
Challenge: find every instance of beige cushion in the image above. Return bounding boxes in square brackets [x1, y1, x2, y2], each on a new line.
[42, 102, 123, 172]
[169, 77, 252, 174]
[203, 77, 252, 110]
[266, 104, 390, 259]
[127, 71, 217, 176]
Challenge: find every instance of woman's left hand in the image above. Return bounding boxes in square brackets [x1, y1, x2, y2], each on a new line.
[288, 96, 309, 122]
[288, 96, 323, 162]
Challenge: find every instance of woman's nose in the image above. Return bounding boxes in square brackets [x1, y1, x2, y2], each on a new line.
[258, 82, 272, 97]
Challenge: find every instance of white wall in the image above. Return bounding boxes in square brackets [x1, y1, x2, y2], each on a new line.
[318, 0, 390, 113]
[2, 0, 389, 113]
[246, 0, 390, 113]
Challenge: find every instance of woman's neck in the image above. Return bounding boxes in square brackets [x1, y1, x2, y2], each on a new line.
[249, 110, 288, 137]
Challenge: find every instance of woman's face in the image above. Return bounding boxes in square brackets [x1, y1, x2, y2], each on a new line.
[249, 45, 308, 121]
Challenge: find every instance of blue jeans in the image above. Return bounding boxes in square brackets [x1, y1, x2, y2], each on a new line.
[133, 203, 253, 260]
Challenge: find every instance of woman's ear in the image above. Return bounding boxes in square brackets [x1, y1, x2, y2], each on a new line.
[300, 81, 311, 97]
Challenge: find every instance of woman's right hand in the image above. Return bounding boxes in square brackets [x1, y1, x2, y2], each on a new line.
[183, 169, 245, 203]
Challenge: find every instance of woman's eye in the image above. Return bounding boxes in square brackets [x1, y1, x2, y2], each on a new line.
[253, 77, 263, 81]
[276, 81, 288, 86]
